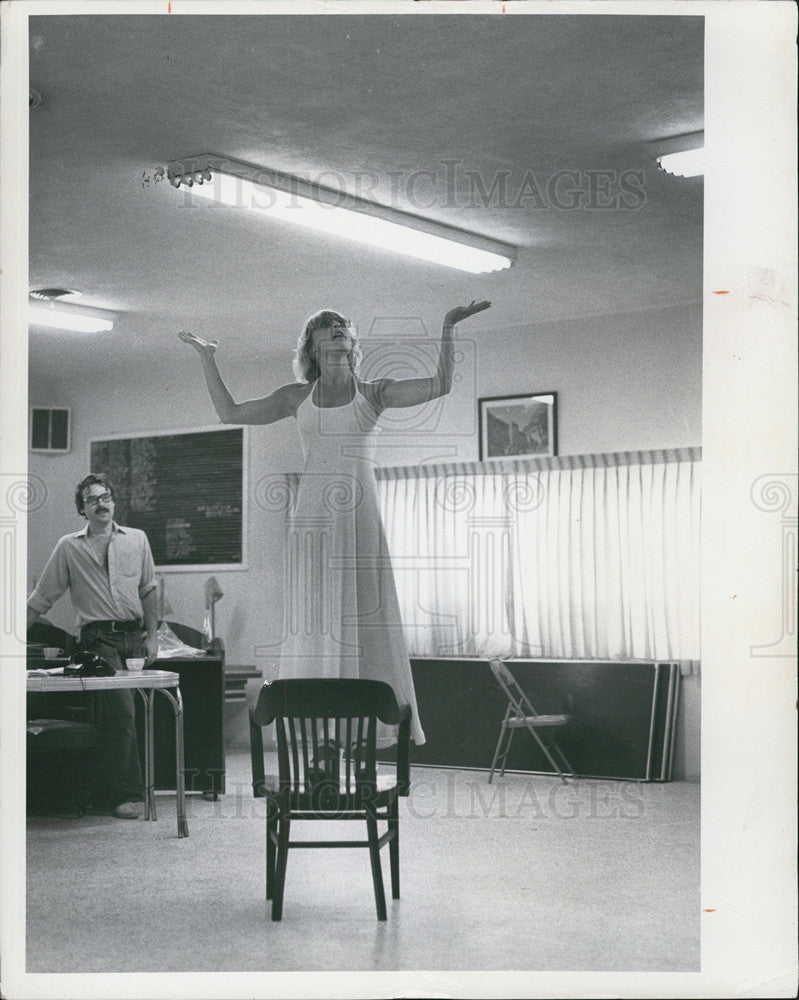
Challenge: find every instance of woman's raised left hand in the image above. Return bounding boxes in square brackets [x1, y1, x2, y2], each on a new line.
[444, 301, 492, 325]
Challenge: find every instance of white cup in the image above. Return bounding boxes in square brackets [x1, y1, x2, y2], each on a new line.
[43, 647, 62, 660]
[126, 657, 146, 672]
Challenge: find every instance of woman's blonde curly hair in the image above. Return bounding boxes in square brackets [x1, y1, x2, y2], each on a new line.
[293, 309, 362, 383]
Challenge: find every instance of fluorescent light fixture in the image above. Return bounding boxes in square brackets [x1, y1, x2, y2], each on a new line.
[650, 130, 704, 177]
[657, 148, 704, 177]
[167, 154, 515, 273]
[29, 303, 114, 333]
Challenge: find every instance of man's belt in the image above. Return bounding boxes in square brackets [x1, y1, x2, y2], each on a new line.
[82, 619, 143, 633]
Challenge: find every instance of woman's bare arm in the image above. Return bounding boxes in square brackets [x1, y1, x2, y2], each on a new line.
[375, 301, 491, 411]
[178, 331, 305, 424]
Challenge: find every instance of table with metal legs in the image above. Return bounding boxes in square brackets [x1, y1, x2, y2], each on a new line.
[26, 669, 188, 837]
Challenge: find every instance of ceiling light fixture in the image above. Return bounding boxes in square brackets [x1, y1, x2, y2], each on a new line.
[30, 287, 83, 301]
[651, 130, 705, 177]
[166, 154, 515, 273]
[29, 302, 114, 333]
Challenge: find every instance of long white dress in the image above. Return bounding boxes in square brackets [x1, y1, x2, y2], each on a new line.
[279, 380, 426, 746]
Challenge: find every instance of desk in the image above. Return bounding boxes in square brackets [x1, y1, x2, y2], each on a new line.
[27, 670, 188, 837]
[147, 656, 225, 795]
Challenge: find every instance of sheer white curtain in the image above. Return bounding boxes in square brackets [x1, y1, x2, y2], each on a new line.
[376, 449, 700, 664]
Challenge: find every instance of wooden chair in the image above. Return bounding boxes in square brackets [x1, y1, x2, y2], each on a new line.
[27, 620, 97, 815]
[488, 658, 576, 785]
[27, 621, 82, 717]
[249, 678, 411, 921]
[27, 619, 77, 658]
[26, 719, 99, 816]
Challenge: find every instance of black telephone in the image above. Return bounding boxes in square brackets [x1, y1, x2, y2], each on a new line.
[63, 651, 116, 677]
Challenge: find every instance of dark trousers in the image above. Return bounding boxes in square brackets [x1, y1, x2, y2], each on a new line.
[79, 623, 145, 806]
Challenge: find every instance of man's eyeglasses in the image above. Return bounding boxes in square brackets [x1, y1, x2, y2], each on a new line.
[83, 492, 113, 507]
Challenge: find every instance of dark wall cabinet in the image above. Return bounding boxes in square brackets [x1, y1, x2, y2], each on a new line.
[407, 659, 681, 781]
[142, 657, 225, 794]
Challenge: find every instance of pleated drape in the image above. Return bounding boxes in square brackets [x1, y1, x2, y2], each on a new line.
[372, 449, 701, 664]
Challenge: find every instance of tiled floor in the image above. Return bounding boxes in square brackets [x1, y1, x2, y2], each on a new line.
[25, 752, 699, 974]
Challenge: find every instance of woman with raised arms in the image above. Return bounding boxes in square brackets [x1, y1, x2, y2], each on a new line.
[180, 300, 490, 745]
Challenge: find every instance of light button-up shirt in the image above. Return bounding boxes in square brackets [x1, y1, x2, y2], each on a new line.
[28, 522, 157, 630]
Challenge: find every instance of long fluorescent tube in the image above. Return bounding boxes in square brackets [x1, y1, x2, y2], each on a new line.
[650, 130, 704, 177]
[657, 148, 704, 177]
[167, 154, 515, 274]
[29, 303, 114, 333]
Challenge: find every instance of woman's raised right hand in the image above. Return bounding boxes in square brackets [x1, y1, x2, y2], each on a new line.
[178, 330, 218, 356]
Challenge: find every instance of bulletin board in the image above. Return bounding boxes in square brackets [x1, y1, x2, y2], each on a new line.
[90, 427, 245, 569]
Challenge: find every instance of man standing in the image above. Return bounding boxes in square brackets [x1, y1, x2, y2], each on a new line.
[27, 474, 159, 818]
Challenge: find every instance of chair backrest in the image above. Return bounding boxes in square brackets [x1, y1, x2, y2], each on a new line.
[28, 619, 76, 656]
[489, 658, 539, 717]
[253, 679, 401, 798]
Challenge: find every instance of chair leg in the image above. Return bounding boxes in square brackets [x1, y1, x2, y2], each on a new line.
[271, 817, 290, 921]
[499, 727, 515, 778]
[548, 737, 577, 783]
[365, 808, 387, 920]
[488, 716, 510, 783]
[388, 795, 400, 900]
[266, 810, 277, 901]
[525, 723, 570, 783]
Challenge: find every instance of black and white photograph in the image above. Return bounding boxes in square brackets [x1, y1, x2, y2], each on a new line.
[0, 2, 796, 999]
[479, 393, 557, 459]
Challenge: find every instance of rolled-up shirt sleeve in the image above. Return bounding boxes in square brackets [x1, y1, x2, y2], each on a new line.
[139, 535, 157, 600]
[27, 538, 70, 615]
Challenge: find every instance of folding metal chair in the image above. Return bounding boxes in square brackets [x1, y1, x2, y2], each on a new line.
[488, 658, 576, 784]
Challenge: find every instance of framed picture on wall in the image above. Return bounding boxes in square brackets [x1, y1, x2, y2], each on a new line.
[478, 393, 558, 460]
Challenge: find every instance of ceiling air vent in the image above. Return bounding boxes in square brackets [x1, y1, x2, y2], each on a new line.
[30, 288, 82, 301]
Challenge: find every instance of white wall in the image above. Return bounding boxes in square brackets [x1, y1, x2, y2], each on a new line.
[473, 303, 702, 456]
[27, 368, 296, 682]
[28, 299, 701, 776]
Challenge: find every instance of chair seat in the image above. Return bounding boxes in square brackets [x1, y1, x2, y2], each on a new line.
[27, 719, 99, 750]
[507, 713, 571, 728]
[261, 770, 398, 797]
